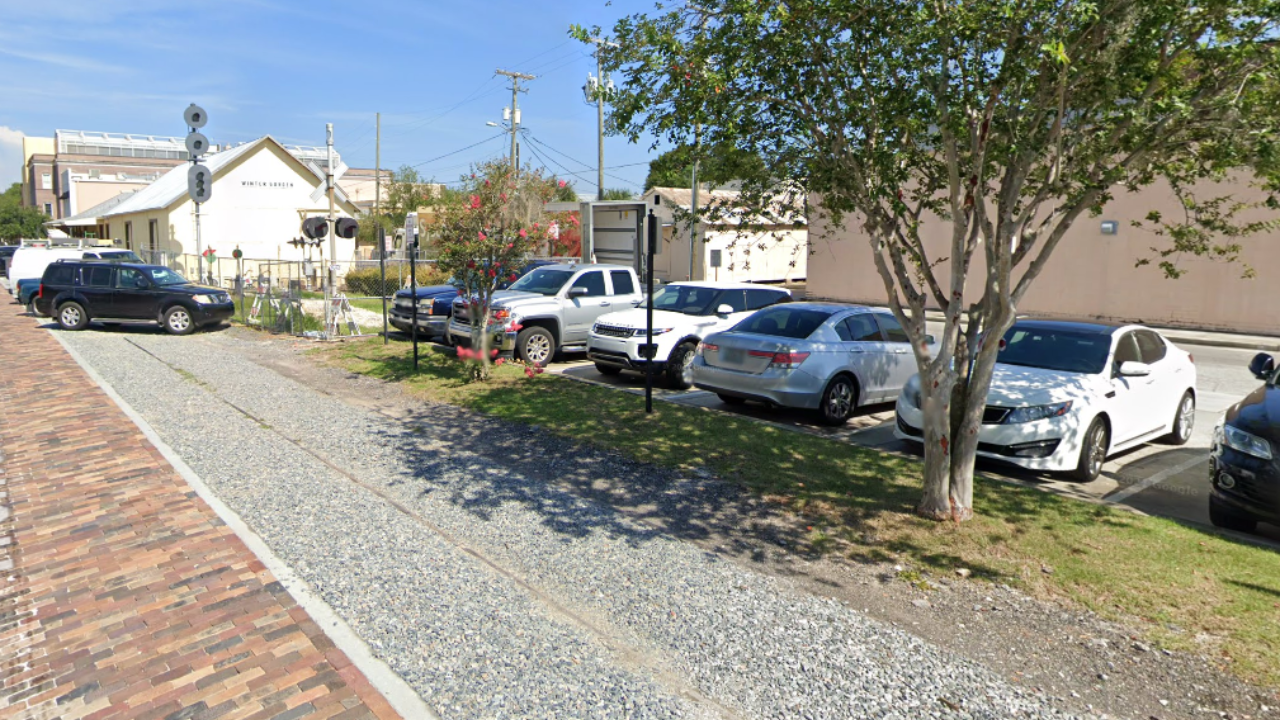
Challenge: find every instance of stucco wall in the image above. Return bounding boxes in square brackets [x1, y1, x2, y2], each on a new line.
[808, 178, 1280, 335]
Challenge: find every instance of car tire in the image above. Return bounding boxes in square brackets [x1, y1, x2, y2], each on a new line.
[717, 393, 746, 405]
[26, 298, 38, 316]
[56, 301, 88, 331]
[163, 306, 196, 335]
[1072, 417, 1110, 482]
[516, 326, 554, 367]
[817, 374, 858, 426]
[1208, 494, 1258, 534]
[1165, 391, 1195, 446]
[665, 342, 698, 389]
[594, 363, 622, 376]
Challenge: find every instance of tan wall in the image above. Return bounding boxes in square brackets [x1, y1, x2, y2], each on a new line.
[73, 181, 145, 216]
[808, 177, 1280, 335]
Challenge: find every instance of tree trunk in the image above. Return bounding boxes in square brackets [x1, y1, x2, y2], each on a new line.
[916, 365, 957, 519]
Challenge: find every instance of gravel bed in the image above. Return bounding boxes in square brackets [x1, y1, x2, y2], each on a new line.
[60, 328, 1090, 719]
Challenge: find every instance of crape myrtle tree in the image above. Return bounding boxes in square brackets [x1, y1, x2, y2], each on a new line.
[431, 159, 572, 380]
[576, 0, 1280, 520]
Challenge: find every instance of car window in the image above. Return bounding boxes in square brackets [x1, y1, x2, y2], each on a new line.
[648, 285, 718, 314]
[732, 306, 834, 339]
[842, 313, 883, 342]
[145, 267, 189, 286]
[507, 268, 573, 296]
[117, 268, 149, 289]
[874, 313, 910, 343]
[609, 270, 635, 296]
[1113, 332, 1141, 366]
[717, 289, 748, 313]
[1135, 330, 1167, 364]
[570, 271, 606, 297]
[85, 266, 114, 288]
[746, 288, 787, 310]
[45, 264, 76, 286]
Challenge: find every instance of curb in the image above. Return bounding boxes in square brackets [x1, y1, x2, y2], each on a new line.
[51, 331, 440, 720]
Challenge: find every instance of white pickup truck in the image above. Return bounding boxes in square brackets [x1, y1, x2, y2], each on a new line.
[448, 263, 644, 366]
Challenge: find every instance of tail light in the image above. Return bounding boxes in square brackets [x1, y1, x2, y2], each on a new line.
[749, 349, 811, 368]
[37, 284, 43, 299]
[698, 342, 718, 356]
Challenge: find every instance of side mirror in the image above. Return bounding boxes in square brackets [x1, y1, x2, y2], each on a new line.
[1248, 352, 1275, 381]
[716, 304, 734, 316]
[568, 286, 589, 298]
[1118, 361, 1151, 377]
[924, 334, 936, 345]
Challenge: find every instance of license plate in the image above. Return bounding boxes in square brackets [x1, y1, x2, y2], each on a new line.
[723, 348, 745, 363]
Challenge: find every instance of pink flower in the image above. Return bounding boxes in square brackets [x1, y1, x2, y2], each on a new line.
[518, 228, 527, 239]
[490, 348, 499, 358]
[478, 231, 487, 241]
[509, 273, 518, 282]
[484, 179, 491, 187]
[524, 366, 535, 378]
[469, 195, 481, 209]
[558, 180, 567, 188]
[500, 193, 507, 202]
[495, 358, 505, 366]
[569, 215, 580, 226]
[467, 260, 475, 269]
[506, 242, 514, 249]
[488, 269, 497, 278]
[533, 222, 540, 229]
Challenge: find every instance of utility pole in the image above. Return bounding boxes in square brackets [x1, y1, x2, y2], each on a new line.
[688, 122, 701, 281]
[326, 123, 336, 333]
[586, 38, 618, 202]
[496, 69, 535, 171]
[376, 112, 388, 344]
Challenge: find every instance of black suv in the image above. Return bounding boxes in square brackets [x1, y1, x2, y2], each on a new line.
[35, 261, 235, 335]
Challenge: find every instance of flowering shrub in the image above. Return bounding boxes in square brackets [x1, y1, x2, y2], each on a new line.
[431, 160, 572, 380]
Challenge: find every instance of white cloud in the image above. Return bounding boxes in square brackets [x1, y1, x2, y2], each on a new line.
[0, 127, 25, 188]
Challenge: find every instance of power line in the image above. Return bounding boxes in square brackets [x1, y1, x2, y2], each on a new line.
[523, 133, 642, 188]
[407, 132, 508, 169]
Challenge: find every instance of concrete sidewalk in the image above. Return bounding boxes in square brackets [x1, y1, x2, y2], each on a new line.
[0, 309, 402, 720]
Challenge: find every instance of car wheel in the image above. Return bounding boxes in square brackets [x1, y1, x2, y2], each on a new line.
[1072, 417, 1109, 482]
[1208, 494, 1258, 533]
[594, 363, 622, 376]
[817, 374, 858, 426]
[26, 298, 38, 316]
[665, 342, 698, 390]
[163, 306, 196, 335]
[516, 326, 554, 367]
[1165, 391, 1195, 446]
[717, 393, 745, 405]
[56, 301, 88, 331]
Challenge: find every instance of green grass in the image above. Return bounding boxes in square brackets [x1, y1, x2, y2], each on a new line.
[318, 337, 1280, 689]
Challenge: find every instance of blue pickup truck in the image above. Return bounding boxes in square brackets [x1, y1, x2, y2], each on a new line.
[388, 260, 556, 342]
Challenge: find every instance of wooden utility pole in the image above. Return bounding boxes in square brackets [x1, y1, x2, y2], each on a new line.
[495, 69, 535, 171]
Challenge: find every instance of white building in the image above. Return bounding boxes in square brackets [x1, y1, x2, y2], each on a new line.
[87, 136, 360, 268]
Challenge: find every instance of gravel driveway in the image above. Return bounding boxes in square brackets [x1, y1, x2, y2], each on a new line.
[58, 327, 1089, 719]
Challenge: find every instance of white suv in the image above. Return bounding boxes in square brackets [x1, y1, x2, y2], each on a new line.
[587, 282, 792, 389]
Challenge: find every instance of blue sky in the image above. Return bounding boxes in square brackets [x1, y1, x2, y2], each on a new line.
[0, 0, 661, 195]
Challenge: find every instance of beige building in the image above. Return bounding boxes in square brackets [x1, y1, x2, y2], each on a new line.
[807, 176, 1280, 335]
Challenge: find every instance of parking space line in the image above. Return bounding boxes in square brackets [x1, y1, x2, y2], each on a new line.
[1105, 455, 1207, 503]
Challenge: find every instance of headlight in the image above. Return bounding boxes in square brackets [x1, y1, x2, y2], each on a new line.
[1222, 424, 1273, 460]
[1003, 401, 1073, 424]
[903, 377, 921, 409]
[634, 327, 673, 336]
[192, 294, 214, 305]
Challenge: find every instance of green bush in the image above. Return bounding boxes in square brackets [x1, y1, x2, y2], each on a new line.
[343, 263, 451, 297]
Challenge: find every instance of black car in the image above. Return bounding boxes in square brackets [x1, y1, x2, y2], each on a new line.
[0, 245, 16, 277]
[1208, 352, 1280, 534]
[35, 261, 235, 335]
[388, 260, 557, 341]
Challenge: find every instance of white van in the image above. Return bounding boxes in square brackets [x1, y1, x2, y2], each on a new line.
[7, 247, 89, 293]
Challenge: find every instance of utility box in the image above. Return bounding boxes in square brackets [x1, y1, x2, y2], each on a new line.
[580, 200, 650, 277]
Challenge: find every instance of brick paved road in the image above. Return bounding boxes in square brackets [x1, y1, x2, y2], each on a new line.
[0, 307, 401, 720]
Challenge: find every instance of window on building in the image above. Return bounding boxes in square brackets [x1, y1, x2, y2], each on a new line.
[43, 203, 52, 216]
[148, 219, 158, 251]
[41, 173, 51, 190]
[125, 222, 133, 251]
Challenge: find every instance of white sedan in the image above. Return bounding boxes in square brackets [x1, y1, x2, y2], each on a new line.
[894, 320, 1197, 481]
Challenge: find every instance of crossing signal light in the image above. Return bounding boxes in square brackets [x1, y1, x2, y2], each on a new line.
[187, 164, 212, 203]
[334, 218, 359, 239]
[302, 217, 329, 240]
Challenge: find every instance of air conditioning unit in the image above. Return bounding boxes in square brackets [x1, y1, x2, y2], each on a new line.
[89, 169, 101, 179]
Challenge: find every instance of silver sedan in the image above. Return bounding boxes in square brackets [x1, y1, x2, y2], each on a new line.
[691, 302, 922, 425]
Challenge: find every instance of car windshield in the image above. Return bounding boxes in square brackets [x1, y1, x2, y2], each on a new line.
[997, 326, 1112, 374]
[643, 285, 720, 315]
[98, 251, 143, 262]
[145, 267, 190, 286]
[731, 306, 834, 339]
[506, 268, 573, 296]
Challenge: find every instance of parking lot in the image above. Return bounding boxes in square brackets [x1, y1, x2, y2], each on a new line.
[517, 339, 1280, 545]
